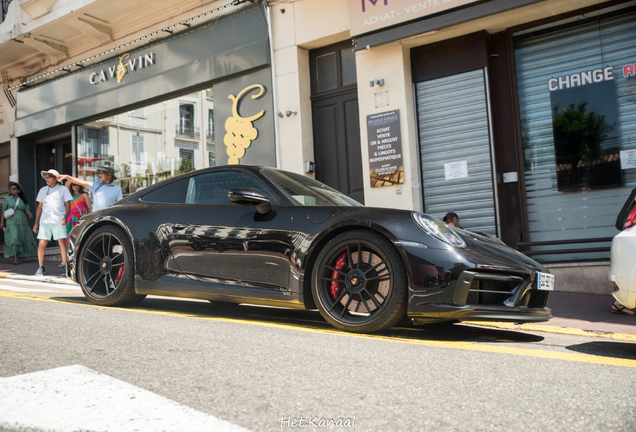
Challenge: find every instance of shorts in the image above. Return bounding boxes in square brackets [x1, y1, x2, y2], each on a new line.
[37, 222, 67, 241]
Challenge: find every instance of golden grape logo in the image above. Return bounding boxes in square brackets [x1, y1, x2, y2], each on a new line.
[224, 84, 265, 165]
[116, 53, 130, 83]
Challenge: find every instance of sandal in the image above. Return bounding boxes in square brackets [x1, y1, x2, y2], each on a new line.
[612, 302, 635, 316]
[12, 258, 20, 265]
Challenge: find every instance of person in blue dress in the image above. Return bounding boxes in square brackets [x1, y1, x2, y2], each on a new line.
[0, 181, 37, 264]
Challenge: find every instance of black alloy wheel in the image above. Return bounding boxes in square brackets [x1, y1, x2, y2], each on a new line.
[312, 230, 407, 333]
[78, 225, 145, 306]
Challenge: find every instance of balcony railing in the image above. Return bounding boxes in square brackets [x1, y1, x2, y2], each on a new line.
[1, 0, 12, 24]
[175, 125, 200, 140]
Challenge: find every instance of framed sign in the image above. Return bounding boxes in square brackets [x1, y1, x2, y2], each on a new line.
[367, 110, 404, 188]
[349, 0, 481, 36]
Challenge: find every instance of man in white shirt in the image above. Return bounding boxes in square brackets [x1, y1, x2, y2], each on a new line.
[33, 169, 72, 276]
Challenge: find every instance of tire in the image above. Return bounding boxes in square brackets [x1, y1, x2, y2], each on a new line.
[78, 225, 145, 306]
[311, 230, 407, 333]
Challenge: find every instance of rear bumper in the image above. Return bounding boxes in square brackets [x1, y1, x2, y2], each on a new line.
[609, 228, 636, 309]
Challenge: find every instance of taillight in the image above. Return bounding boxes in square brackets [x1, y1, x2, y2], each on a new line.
[624, 205, 636, 230]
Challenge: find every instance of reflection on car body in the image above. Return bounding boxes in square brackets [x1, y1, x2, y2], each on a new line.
[66, 165, 553, 333]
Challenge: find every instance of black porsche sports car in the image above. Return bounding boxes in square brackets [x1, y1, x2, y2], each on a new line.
[67, 165, 553, 333]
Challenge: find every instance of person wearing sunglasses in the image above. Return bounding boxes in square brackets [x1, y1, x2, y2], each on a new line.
[1, 181, 37, 265]
[57, 165, 122, 212]
[65, 182, 92, 245]
[33, 169, 73, 276]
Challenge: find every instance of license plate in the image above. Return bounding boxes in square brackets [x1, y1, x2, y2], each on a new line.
[537, 272, 555, 291]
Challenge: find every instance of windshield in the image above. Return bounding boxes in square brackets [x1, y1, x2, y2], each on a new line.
[262, 169, 362, 207]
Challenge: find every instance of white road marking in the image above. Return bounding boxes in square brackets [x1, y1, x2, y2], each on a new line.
[0, 273, 79, 286]
[0, 365, 251, 432]
[0, 279, 81, 291]
[0, 278, 79, 288]
[0, 286, 55, 292]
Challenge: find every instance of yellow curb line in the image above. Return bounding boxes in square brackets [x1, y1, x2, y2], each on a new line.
[463, 321, 636, 342]
[1, 290, 635, 368]
[1, 274, 634, 342]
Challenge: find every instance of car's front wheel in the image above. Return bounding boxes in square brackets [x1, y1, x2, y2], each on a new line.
[311, 230, 407, 333]
[78, 225, 144, 306]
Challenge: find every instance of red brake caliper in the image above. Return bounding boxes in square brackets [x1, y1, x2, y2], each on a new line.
[115, 265, 125, 285]
[330, 253, 347, 299]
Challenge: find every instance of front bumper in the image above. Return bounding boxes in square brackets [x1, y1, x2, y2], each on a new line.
[407, 269, 552, 324]
[409, 305, 553, 325]
[402, 244, 552, 324]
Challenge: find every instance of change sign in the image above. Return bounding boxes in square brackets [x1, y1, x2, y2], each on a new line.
[367, 110, 404, 188]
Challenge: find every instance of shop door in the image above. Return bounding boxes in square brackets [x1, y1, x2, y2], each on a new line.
[312, 91, 364, 204]
[415, 68, 499, 235]
[35, 140, 73, 190]
[310, 41, 364, 204]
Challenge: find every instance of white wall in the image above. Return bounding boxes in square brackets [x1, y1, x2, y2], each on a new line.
[270, 0, 350, 176]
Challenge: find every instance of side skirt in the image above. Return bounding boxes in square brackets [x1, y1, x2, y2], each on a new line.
[135, 274, 306, 309]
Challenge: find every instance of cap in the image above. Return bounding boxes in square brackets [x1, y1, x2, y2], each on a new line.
[97, 166, 117, 180]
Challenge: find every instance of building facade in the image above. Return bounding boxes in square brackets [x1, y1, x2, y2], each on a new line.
[1, 0, 276, 208]
[2, 0, 635, 281]
[269, 0, 636, 271]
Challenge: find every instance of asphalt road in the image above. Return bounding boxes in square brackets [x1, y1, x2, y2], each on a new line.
[0, 278, 635, 432]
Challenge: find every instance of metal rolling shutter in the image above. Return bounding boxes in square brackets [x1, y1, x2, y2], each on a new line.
[416, 68, 498, 235]
[514, 11, 636, 261]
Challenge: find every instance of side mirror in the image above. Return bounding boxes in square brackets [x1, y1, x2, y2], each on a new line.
[228, 187, 271, 214]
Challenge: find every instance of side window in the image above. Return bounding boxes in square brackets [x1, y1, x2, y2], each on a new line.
[140, 178, 190, 203]
[186, 171, 270, 205]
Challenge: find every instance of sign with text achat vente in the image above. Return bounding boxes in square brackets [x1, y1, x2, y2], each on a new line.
[348, 0, 480, 36]
[367, 110, 405, 188]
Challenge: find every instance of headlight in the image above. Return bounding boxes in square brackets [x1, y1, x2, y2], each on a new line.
[412, 213, 466, 248]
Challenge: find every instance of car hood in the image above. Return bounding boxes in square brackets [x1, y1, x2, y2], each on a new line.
[454, 229, 549, 273]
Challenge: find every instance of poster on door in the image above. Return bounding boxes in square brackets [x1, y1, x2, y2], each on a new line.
[367, 110, 404, 188]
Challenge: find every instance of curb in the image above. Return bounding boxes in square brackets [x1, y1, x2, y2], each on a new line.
[1, 273, 633, 341]
[0, 273, 79, 286]
[462, 321, 636, 342]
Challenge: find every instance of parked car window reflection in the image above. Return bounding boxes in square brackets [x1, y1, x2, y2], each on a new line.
[262, 169, 362, 207]
[186, 171, 271, 205]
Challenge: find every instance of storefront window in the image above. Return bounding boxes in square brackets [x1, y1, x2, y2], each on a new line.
[77, 88, 215, 196]
[515, 8, 636, 260]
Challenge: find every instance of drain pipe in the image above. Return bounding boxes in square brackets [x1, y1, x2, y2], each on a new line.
[264, 1, 281, 168]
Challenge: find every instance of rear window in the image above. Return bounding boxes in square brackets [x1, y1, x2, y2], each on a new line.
[140, 178, 190, 203]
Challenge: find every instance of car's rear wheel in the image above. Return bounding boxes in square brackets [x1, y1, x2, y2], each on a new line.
[78, 225, 145, 306]
[311, 230, 407, 333]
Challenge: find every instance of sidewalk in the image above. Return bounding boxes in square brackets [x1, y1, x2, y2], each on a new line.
[0, 257, 75, 285]
[1, 257, 634, 339]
